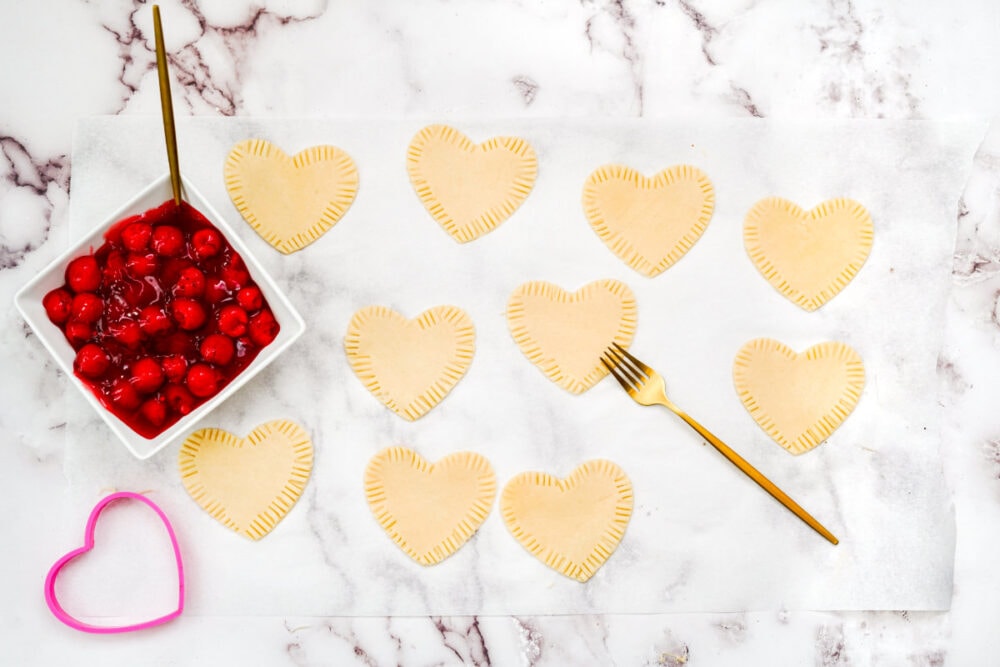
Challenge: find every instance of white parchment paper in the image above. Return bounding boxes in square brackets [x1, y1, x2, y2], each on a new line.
[64, 117, 983, 614]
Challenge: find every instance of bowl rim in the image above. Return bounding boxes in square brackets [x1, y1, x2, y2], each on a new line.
[14, 173, 306, 460]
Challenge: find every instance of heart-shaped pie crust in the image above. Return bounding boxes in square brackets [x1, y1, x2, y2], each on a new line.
[744, 197, 873, 311]
[583, 164, 715, 276]
[178, 420, 314, 539]
[345, 305, 475, 420]
[501, 460, 633, 582]
[224, 138, 359, 253]
[733, 338, 865, 454]
[406, 124, 537, 243]
[507, 279, 637, 394]
[365, 447, 496, 566]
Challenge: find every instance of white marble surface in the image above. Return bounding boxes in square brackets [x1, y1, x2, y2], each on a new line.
[3, 0, 1000, 664]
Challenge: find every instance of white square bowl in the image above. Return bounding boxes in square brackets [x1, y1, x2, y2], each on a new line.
[15, 174, 306, 459]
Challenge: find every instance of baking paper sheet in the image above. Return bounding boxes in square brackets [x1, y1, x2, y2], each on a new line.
[63, 117, 983, 614]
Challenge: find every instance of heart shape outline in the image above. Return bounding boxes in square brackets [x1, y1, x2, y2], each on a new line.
[406, 124, 538, 243]
[178, 420, 314, 540]
[506, 279, 637, 394]
[224, 138, 359, 254]
[583, 164, 715, 277]
[364, 447, 497, 566]
[344, 305, 475, 420]
[733, 338, 865, 454]
[500, 459, 633, 582]
[44, 492, 184, 634]
[744, 197, 873, 311]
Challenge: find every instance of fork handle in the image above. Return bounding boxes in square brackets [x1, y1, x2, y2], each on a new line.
[659, 397, 839, 546]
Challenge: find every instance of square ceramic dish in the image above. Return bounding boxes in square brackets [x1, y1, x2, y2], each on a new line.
[15, 174, 305, 459]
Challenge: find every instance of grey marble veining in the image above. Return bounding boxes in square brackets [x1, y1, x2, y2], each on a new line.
[3, 1, 1000, 664]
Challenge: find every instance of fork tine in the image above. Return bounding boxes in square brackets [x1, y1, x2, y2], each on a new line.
[611, 341, 653, 375]
[606, 343, 646, 383]
[602, 346, 645, 389]
[600, 355, 634, 393]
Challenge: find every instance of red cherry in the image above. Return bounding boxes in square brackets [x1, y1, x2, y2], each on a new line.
[108, 320, 143, 349]
[185, 363, 219, 398]
[70, 293, 104, 323]
[171, 298, 207, 331]
[139, 305, 173, 336]
[200, 334, 235, 366]
[248, 309, 279, 346]
[43, 288, 74, 325]
[220, 255, 250, 290]
[158, 257, 190, 286]
[120, 222, 152, 252]
[163, 383, 196, 416]
[192, 228, 222, 260]
[126, 253, 158, 277]
[73, 344, 110, 379]
[121, 277, 157, 308]
[106, 213, 142, 245]
[235, 286, 263, 312]
[139, 396, 168, 427]
[102, 250, 128, 282]
[66, 256, 101, 292]
[217, 305, 248, 337]
[64, 320, 93, 348]
[151, 225, 184, 257]
[203, 277, 229, 304]
[173, 266, 205, 298]
[161, 354, 188, 382]
[130, 357, 165, 394]
[109, 377, 141, 410]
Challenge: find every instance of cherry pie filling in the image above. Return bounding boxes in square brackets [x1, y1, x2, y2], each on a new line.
[43, 200, 280, 438]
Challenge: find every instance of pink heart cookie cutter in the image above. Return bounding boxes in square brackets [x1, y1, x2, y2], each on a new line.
[44, 491, 185, 633]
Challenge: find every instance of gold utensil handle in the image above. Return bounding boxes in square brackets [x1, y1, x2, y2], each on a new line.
[661, 397, 839, 545]
[153, 5, 182, 205]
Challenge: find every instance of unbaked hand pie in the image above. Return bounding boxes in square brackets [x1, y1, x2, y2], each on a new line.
[224, 139, 359, 254]
[500, 459, 633, 582]
[744, 197, 873, 311]
[733, 338, 865, 454]
[365, 447, 496, 566]
[178, 420, 313, 539]
[344, 305, 475, 420]
[406, 124, 537, 243]
[583, 164, 714, 277]
[506, 279, 637, 394]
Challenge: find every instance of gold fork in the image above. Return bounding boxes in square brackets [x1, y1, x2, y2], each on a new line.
[601, 342, 838, 545]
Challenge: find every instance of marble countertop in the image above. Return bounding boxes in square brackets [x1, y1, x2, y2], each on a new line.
[3, 1, 1000, 664]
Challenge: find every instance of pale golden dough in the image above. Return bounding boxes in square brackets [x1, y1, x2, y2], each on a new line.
[178, 420, 314, 540]
[344, 305, 475, 421]
[733, 338, 865, 455]
[365, 447, 496, 566]
[507, 279, 637, 394]
[224, 139, 358, 254]
[583, 164, 715, 277]
[500, 460, 633, 582]
[407, 124, 537, 243]
[744, 197, 873, 311]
